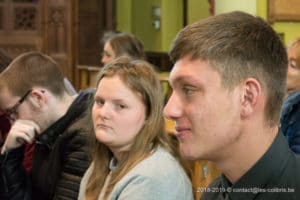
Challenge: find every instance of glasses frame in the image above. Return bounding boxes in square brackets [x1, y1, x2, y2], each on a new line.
[4, 89, 32, 120]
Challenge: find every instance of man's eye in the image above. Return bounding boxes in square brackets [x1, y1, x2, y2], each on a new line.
[182, 87, 194, 95]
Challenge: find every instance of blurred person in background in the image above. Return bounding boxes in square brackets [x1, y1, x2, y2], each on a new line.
[280, 38, 300, 154]
[101, 32, 146, 65]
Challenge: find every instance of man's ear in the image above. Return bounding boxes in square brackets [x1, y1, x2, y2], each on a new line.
[240, 78, 261, 118]
[30, 89, 47, 108]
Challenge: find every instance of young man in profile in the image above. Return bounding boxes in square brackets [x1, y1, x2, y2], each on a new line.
[164, 11, 300, 199]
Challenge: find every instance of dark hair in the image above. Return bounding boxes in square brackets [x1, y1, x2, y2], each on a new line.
[0, 48, 12, 73]
[106, 32, 146, 60]
[169, 11, 288, 127]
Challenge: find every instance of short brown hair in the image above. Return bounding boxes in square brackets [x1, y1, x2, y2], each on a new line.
[0, 51, 66, 97]
[169, 11, 287, 126]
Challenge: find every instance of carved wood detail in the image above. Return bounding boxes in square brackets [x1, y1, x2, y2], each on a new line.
[0, 0, 115, 89]
[0, 1, 42, 59]
[48, 7, 65, 53]
[1, 44, 36, 58]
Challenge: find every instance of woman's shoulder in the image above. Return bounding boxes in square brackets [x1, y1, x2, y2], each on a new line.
[111, 148, 193, 199]
[129, 147, 188, 181]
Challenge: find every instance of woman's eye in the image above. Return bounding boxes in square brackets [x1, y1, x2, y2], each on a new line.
[105, 52, 112, 58]
[94, 99, 104, 106]
[116, 104, 125, 109]
[291, 63, 298, 69]
[289, 61, 298, 69]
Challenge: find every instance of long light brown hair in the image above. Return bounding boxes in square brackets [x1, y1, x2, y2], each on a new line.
[86, 57, 190, 199]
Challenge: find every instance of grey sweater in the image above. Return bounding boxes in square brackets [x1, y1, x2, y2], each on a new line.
[78, 147, 194, 200]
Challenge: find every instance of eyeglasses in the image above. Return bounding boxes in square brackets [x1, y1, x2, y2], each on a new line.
[4, 89, 32, 121]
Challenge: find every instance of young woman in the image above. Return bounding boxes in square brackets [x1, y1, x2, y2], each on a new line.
[101, 32, 146, 65]
[78, 57, 193, 200]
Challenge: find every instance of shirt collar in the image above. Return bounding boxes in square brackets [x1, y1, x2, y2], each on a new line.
[221, 132, 291, 200]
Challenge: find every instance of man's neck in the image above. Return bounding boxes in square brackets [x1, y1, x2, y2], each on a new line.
[217, 125, 278, 184]
[51, 92, 76, 120]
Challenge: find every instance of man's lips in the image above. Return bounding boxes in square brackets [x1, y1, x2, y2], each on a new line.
[175, 127, 191, 139]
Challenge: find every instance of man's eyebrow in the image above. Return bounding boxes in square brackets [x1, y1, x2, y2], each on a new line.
[171, 75, 199, 85]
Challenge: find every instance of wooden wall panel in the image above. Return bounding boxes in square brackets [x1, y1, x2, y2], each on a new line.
[0, 1, 43, 58]
[268, 0, 300, 23]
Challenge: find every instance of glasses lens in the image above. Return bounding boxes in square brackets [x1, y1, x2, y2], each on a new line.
[4, 89, 32, 121]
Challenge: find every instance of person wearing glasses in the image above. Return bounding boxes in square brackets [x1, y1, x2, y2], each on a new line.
[0, 51, 94, 200]
[0, 48, 37, 175]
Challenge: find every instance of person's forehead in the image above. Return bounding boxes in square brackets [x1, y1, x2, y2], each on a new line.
[170, 57, 211, 78]
[289, 45, 300, 55]
[98, 76, 130, 93]
[104, 41, 113, 50]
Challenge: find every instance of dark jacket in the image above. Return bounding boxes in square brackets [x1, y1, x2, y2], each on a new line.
[0, 89, 94, 200]
[280, 91, 300, 154]
[201, 132, 300, 200]
[0, 114, 10, 141]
